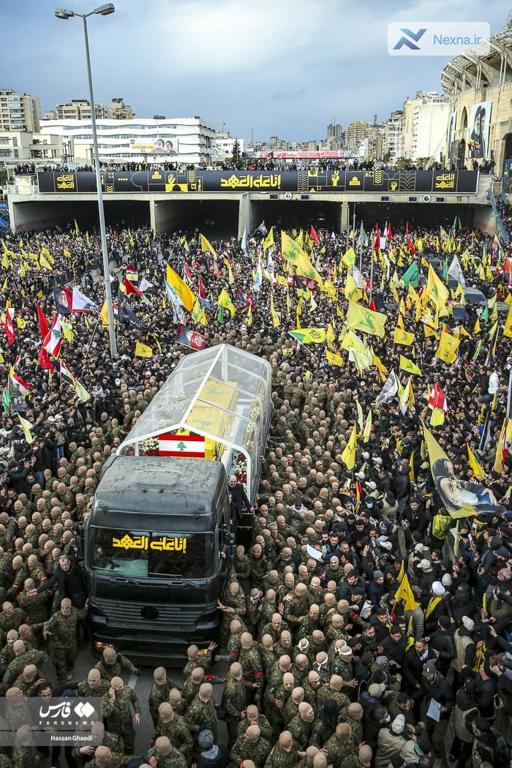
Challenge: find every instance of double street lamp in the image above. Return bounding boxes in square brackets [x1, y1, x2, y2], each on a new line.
[55, 4, 118, 358]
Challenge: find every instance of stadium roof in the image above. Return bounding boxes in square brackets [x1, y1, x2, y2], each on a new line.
[441, 17, 512, 95]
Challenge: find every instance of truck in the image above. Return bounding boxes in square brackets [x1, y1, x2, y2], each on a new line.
[82, 343, 272, 662]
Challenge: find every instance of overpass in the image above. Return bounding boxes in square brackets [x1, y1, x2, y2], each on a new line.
[7, 168, 496, 236]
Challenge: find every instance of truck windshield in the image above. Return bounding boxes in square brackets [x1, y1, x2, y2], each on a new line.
[89, 527, 213, 579]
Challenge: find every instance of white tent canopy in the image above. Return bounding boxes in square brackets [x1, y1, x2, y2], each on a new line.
[118, 344, 272, 500]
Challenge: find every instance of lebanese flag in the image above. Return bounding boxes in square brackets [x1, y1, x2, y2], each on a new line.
[309, 225, 319, 244]
[4, 310, 15, 346]
[122, 277, 143, 296]
[38, 347, 55, 373]
[428, 383, 448, 412]
[35, 303, 49, 340]
[176, 324, 207, 351]
[384, 222, 393, 240]
[43, 313, 62, 358]
[158, 433, 205, 458]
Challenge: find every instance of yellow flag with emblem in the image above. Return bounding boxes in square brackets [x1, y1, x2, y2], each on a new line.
[346, 302, 387, 338]
[399, 355, 422, 376]
[393, 327, 414, 346]
[199, 234, 217, 258]
[218, 288, 236, 317]
[363, 409, 372, 443]
[326, 349, 343, 366]
[467, 445, 485, 480]
[394, 574, 419, 611]
[425, 264, 449, 309]
[270, 293, 280, 328]
[18, 415, 34, 445]
[341, 424, 357, 470]
[166, 264, 196, 312]
[435, 330, 460, 364]
[134, 342, 153, 358]
[503, 303, 512, 339]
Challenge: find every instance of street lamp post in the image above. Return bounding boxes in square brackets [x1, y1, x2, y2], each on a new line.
[55, 4, 117, 358]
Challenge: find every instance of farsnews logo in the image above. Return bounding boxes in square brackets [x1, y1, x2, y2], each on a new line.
[393, 28, 427, 51]
[38, 699, 96, 721]
[388, 22, 490, 57]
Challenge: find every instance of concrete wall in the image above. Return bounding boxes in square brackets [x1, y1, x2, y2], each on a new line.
[473, 205, 497, 235]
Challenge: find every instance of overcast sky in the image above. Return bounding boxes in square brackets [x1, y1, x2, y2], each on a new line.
[1, 0, 508, 141]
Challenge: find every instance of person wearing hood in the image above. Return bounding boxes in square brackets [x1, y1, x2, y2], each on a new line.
[416, 660, 453, 760]
[196, 729, 228, 768]
[374, 714, 414, 768]
[422, 581, 451, 636]
[450, 616, 476, 684]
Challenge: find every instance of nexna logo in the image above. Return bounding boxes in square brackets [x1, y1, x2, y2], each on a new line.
[393, 28, 427, 50]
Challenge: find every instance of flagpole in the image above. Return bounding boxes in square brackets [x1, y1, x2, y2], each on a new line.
[84, 315, 102, 359]
[370, 248, 374, 302]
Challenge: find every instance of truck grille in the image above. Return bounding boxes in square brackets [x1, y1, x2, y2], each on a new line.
[92, 597, 209, 631]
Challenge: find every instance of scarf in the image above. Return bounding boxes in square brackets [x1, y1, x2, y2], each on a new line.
[201, 746, 220, 761]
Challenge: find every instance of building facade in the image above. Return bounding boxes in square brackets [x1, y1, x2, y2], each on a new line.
[214, 132, 245, 161]
[44, 97, 135, 121]
[0, 88, 41, 133]
[401, 91, 449, 163]
[345, 120, 369, 156]
[382, 111, 403, 163]
[441, 16, 512, 175]
[0, 131, 71, 166]
[40, 117, 217, 165]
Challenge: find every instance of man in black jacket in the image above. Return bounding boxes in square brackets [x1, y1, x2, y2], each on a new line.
[228, 475, 252, 522]
[29, 553, 87, 608]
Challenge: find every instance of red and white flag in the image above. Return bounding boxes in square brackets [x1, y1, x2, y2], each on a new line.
[176, 324, 207, 351]
[4, 309, 15, 346]
[43, 313, 62, 358]
[158, 433, 205, 458]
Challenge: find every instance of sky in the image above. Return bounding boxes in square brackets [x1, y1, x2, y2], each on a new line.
[1, 0, 508, 141]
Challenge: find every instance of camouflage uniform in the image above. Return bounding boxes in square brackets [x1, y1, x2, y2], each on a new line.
[17, 590, 50, 625]
[72, 731, 122, 768]
[102, 687, 141, 753]
[95, 653, 139, 680]
[0, 609, 23, 635]
[236, 714, 273, 744]
[4, 649, 48, 686]
[154, 716, 193, 764]
[145, 747, 186, 768]
[181, 678, 201, 710]
[239, 645, 264, 698]
[77, 679, 110, 697]
[182, 649, 214, 678]
[287, 715, 313, 750]
[148, 675, 178, 727]
[230, 734, 271, 768]
[43, 604, 88, 680]
[316, 687, 350, 712]
[220, 673, 247, 743]
[185, 694, 217, 740]
[264, 743, 300, 768]
[12, 746, 37, 768]
[324, 732, 355, 768]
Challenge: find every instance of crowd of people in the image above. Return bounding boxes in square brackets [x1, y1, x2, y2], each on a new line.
[0, 213, 511, 768]
[8, 157, 489, 180]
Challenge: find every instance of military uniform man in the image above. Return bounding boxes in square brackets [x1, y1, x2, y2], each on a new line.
[149, 667, 178, 728]
[95, 646, 139, 680]
[235, 705, 273, 744]
[17, 579, 49, 625]
[3, 640, 48, 686]
[101, 676, 141, 753]
[72, 722, 122, 768]
[324, 723, 354, 768]
[78, 668, 110, 698]
[220, 661, 246, 743]
[239, 633, 264, 702]
[154, 703, 193, 765]
[146, 736, 186, 768]
[0, 603, 23, 635]
[265, 730, 302, 768]
[230, 725, 271, 768]
[12, 664, 38, 696]
[181, 667, 204, 710]
[182, 643, 216, 678]
[43, 597, 89, 681]
[186, 682, 217, 742]
[287, 702, 315, 750]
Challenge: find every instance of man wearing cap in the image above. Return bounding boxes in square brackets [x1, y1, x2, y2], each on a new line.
[196, 729, 228, 768]
[402, 638, 437, 693]
[416, 660, 453, 759]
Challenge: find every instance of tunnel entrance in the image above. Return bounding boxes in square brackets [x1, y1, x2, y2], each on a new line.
[11, 199, 150, 233]
[154, 200, 239, 239]
[250, 200, 341, 233]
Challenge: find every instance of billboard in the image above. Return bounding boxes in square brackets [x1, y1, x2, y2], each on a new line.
[37, 169, 479, 195]
[469, 100, 492, 159]
[130, 139, 178, 156]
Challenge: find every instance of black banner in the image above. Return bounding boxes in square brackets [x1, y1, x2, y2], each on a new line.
[37, 169, 479, 195]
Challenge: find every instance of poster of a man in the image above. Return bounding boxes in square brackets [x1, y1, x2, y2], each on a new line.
[469, 100, 492, 159]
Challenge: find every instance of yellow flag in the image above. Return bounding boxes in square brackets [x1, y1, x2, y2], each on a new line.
[409, 451, 415, 482]
[134, 342, 153, 358]
[394, 574, 419, 611]
[326, 349, 344, 366]
[262, 227, 274, 250]
[425, 264, 449, 309]
[344, 274, 362, 303]
[393, 327, 414, 346]
[18, 414, 34, 445]
[247, 304, 253, 327]
[199, 234, 217, 258]
[372, 353, 388, 382]
[346, 302, 387, 338]
[494, 418, 508, 474]
[39, 254, 53, 271]
[435, 330, 460, 364]
[363, 410, 372, 443]
[270, 293, 280, 328]
[503, 304, 512, 339]
[218, 288, 236, 317]
[341, 424, 357, 470]
[399, 355, 422, 376]
[341, 247, 356, 269]
[467, 445, 485, 481]
[166, 264, 196, 312]
[326, 323, 336, 349]
[355, 399, 364, 432]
